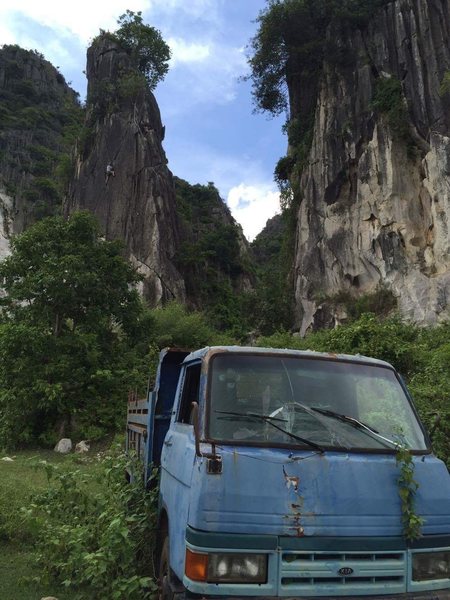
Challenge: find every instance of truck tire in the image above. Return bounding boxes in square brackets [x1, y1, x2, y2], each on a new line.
[159, 535, 176, 600]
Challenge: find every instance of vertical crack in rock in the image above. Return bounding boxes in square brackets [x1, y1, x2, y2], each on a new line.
[292, 0, 450, 333]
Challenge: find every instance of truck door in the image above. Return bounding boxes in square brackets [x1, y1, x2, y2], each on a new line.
[139, 349, 189, 485]
[160, 361, 201, 579]
[150, 350, 190, 466]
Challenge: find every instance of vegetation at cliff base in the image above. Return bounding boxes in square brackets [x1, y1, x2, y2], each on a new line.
[174, 178, 255, 334]
[1, 212, 449, 464]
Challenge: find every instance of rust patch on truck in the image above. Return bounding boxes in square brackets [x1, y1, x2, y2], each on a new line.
[283, 466, 305, 536]
[283, 466, 300, 492]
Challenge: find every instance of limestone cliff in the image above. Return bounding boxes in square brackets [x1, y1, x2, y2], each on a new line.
[290, 0, 450, 334]
[65, 36, 186, 305]
[174, 177, 254, 317]
[0, 45, 81, 260]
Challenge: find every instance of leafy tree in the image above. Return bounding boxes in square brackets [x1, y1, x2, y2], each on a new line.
[246, 0, 332, 115]
[115, 10, 171, 90]
[246, 0, 393, 115]
[0, 212, 150, 447]
[148, 302, 234, 349]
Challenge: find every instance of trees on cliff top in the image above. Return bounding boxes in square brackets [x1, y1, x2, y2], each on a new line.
[115, 9, 171, 90]
[247, 0, 393, 116]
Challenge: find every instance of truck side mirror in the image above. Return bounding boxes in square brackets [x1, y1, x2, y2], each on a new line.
[191, 401, 201, 457]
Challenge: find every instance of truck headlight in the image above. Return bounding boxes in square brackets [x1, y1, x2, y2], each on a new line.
[412, 551, 450, 581]
[186, 549, 267, 583]
[208, 552, 267, 583]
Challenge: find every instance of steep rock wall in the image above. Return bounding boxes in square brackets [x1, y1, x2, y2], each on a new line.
[0, 45, 80, 260]
[293, 0, 450, 334]
[65, 36, 185, 305]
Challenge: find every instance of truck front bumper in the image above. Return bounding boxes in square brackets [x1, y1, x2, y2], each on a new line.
[181, 592, 450, 600]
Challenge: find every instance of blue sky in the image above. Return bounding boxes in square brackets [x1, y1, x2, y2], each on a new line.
[0, 0, 286, 240]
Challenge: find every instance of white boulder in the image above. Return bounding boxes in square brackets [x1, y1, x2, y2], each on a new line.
[75, 440, 90, 453]
[54, 438, 72, 454]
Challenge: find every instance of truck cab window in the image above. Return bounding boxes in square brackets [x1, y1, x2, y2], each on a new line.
[208, 354, 427, 451]
[178, 363, 201, 424]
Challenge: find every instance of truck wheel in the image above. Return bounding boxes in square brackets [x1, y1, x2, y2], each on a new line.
[159, 536, 174, 600]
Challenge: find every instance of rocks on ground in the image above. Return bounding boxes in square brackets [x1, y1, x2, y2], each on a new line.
[53, 438, 72, 454]
[54, 438, 90, 454]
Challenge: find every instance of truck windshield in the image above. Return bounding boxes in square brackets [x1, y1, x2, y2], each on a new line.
[208, 354, 428, 451]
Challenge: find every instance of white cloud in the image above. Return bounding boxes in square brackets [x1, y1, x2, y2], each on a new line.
[0, 0, 149, 43]
[168, 38, 210, 66]
[151, 0, 222, 21]
[227, 183, 280, 242]
[161, 42, 247, 111]
[162, 137, 281, 240]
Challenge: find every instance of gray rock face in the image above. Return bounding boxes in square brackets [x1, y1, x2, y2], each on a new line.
[65, 37, 185, 305]
[0, 45, 80, 243]
[292, 0, 450, 334]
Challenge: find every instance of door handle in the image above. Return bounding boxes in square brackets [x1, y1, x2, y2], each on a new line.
[164, 438, 173, 447]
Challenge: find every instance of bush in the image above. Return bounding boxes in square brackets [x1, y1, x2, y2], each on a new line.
[274, 155, 295, 183]
[149, 302, 234, 349]
[26, 447, 157, 599]
[371, 76, 414, 151]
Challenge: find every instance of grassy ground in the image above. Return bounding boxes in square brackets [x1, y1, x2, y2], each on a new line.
[0, 449, 99, 600]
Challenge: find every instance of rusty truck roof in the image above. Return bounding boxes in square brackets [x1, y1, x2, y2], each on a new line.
[180, 346, 395, 370]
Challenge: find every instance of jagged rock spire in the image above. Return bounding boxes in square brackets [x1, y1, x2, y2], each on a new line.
[65, 35, 186, 305]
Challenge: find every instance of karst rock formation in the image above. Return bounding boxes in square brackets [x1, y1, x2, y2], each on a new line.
[65, 36, 186, 305]
[0, 45, 79, 260]
[291, 0, 450, 334]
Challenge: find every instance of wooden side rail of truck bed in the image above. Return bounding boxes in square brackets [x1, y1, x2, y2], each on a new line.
[126, 390, 150, 463]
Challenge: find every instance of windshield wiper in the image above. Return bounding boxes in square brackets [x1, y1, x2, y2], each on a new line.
[310, 407, 397, 449]
[215, 409, 287, 423]
[215, 410, 325, 453]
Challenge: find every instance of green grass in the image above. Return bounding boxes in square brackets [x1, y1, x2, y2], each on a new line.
[0, 546, 77, 600]
[0, 449, 100, 600]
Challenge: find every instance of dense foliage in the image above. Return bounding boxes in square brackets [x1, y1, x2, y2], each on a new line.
[114, 10, 171, 90]
[247, 0, 393, 115]
[27, 448, 157, 599]
[249, 213, 294, 334]
[174, 178, 254, 334]
[0, 212, 151, 447]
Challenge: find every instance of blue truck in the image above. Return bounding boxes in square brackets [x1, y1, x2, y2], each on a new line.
[126, 346, 450, 599]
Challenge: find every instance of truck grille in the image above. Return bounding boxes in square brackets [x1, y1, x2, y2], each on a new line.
[280, 551, 406, 596]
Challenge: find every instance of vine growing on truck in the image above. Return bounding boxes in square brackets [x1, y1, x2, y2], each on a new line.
[396, 445, 424, 541]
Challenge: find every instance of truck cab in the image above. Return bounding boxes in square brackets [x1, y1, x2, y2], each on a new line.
[127, 346, 450, 599]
